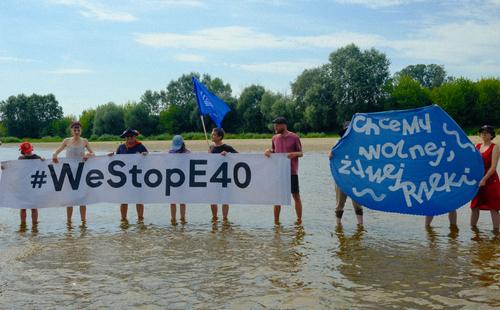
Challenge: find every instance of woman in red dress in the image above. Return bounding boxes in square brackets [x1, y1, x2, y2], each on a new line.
[471, 125, 500, 234]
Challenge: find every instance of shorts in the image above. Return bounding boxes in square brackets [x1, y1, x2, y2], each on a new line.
[291, 175, 299, 193]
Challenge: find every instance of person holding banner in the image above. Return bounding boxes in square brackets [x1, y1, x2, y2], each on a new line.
[110, 128, 148, 223]
[169, 135, 190, 225]
[329, 121, 363, 226]
[52, 121, 94, 225]
[209, 127, 237, 223]
[17, 142, 43, 230]
[470, 125, 500, 234]
[265, 117, 303, 225]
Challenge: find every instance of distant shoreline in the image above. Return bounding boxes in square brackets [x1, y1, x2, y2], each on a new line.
[0, 136, 491, 153]
[0, 137, 341, 153]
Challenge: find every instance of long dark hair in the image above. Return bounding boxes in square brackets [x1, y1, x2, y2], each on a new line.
[174, 143, 187, 153]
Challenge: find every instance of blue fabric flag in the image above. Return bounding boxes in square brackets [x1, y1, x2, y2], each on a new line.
[330, 105, 484, 216]
[192, 76, 231, 128]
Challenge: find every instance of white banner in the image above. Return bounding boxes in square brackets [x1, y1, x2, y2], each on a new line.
[0, 153, 291, 209]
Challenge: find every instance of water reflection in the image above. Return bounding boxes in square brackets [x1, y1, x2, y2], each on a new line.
[1, 150, 499, 308]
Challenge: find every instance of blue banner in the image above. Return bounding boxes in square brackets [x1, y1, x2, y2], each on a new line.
[192, 76, 231, 128]
[330, 105, 484, 216]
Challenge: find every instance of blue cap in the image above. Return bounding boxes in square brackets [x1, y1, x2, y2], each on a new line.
[171, 135, 184, 151]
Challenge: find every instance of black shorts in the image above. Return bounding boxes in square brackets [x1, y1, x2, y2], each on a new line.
[291, 175, 299, 193]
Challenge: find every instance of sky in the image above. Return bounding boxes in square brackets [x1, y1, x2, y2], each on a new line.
[0, 0, 499, 116]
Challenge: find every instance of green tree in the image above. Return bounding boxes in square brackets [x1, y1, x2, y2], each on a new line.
[395, 64, 446, 89]
[291, 65, 334, 131]
[431, 78, 478, 127]
[140, 90, 166, 115]
[237, 85, 266, 132]
[303, 83, 336, 131]
[124, 102, 158, 136]
[159, 105, 186, 134]
[44, 116, 74, 137]
[475, 78, 500, 126]
[162, 72, 236, 132]
[79, 109, 96, 138]
[199, 74, 238, 131]
[0, 122, 8, 137]
[0, 93, 63, 138]
[387, 75, 432, 110]
[93, 102, 125, 136]
[260, 90, 282, 130]
[328, 44, 390, 125]
[163, 73, 201, 132]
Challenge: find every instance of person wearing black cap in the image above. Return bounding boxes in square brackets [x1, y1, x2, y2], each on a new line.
[264, 116, 303, 225]
[328, 121, 364, 226]
[470, 125, 500, 234]
[110, 128, 148, 223]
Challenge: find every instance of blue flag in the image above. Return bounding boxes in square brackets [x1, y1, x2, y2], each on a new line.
[330, 105, 483, 216]
[192, 76, 231, 128]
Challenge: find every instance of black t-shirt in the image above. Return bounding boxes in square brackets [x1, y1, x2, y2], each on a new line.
[18, 154, 42, 160]
[116, 142, 148, 154]
[210, 144, 238, 154]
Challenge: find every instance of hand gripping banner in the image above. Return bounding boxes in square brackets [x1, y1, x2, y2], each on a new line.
[330, 105, 484, 216]
[0, 153, 291, 209]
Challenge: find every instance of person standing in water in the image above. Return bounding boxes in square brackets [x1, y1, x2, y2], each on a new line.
[17, 142, 44, 230]
[470, 125, 500, 234]
[169, 135, 190, 225]
[209, 127, 237, 223]
[329, 121, 364, 226]
[52, 121, 94, 225]
[110, 128, 148, 223]
[264, 117, 303, 225]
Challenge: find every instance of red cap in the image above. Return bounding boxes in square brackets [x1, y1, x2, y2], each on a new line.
[19, 142, 33, 154]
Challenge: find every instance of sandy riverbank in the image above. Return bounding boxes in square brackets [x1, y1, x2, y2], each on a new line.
[1, 138, 341, 153]
[0, 136, 490, 153]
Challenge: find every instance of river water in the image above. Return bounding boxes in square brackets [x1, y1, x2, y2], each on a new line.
[0, 145, 498, 309]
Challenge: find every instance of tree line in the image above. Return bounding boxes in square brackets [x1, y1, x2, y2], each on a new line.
[1, 44, 499, 139]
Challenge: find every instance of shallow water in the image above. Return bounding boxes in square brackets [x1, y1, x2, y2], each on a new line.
[0, 146, 498, 309]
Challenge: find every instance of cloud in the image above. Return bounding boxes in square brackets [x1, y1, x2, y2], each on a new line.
[135, 13, 500, 77]
[47, 68, 93, 75]
[335, 0, 423, 8]
[388, 20, 500, 63]
[50, 0, 136, 22]
[0, 56, 36, 63]
[232, 61, 322, 74]
[135, 26, 384, 50]
[143, 0, 207, 8]
[385, 18, 500, 77]
[174, 54, 206, 62]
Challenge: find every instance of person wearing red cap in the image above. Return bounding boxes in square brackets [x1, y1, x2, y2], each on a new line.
[52, 121, 95, 225]
[18, 142, 44, 230]
[470, 125, 500, 234]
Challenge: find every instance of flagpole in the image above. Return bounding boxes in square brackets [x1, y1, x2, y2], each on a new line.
[200, 115, 210, 149]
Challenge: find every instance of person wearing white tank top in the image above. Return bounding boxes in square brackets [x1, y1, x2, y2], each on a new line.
[52, 121, 95, 226]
